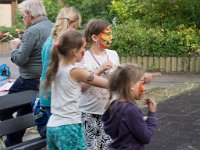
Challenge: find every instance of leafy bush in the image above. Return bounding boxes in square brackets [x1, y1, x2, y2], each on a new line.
[43, 0, 60, 22]
[109, 0, 200, 56]
[110, 0, 200, 29]
[14, 10, 25, 29]
[0, 26, 18, 42]
[62, 0, 114, 25]
[14, 0, 113, 27]
[111, 21, 200, 56]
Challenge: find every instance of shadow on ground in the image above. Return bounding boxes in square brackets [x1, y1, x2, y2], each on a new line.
[146, 88, 200, 150]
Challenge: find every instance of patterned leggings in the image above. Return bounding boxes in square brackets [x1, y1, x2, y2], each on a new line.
[81, 113, 111, 150]
[47, 124, 87, 150]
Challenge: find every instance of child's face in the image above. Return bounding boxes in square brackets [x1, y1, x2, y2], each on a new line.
[97, 25, 113, 49]
[131, 79, 146, 100]
[75, 40, 86, 62]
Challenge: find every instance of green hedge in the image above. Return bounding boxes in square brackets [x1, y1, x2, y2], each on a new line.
[110, 0, 200, 57]
[62, 0, 113, 25]
[1, 0, 199, 57]
[111, 21, 200, 57]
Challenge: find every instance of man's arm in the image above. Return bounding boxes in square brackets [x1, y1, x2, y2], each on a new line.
[11, 31, 36, 66]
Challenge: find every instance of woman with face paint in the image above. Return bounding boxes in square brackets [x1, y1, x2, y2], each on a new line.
[79, 19, 120, 149]
[102, 64, 158, 150]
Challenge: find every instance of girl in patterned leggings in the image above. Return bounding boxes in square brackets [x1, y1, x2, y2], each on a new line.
[80, 19, 120, 150]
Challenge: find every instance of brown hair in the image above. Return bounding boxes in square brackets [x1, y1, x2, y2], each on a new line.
[84, 19, 110, 44]
[44, 29, 85, 90]
[109, 63, 145, 103]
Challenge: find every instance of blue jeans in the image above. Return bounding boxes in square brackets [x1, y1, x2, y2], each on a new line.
[32, 97, 51, 138]
[0, 76, 39, 147]
[37, 106, 51, 138]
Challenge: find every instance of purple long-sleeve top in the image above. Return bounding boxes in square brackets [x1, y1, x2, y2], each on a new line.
[102, 101, 157, 150]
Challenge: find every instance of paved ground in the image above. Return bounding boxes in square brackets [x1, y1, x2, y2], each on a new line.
[1, 51, 200, 149]
[146, 88, 200, 150]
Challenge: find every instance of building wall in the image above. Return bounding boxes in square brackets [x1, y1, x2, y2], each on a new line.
[0, 4, 12, 27]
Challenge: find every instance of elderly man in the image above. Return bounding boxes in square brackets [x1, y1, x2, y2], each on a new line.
[0, 0, 53, 147]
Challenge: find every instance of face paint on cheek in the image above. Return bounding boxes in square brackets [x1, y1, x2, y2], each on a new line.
[138, 82, 145, 97]
[98, 27, 113, 48]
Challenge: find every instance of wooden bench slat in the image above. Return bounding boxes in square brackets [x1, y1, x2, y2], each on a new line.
[0, 90, 38, 111]
[3, 137, 44, 150]
[0, 90, 45, 149]
[0, 113, 35, 136]
[14, 138, 46, 150]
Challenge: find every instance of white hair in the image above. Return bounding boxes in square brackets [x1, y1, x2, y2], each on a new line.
[20, 0, 47, 17]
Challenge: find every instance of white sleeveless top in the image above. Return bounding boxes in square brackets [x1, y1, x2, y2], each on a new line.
[47, 65, 82, 127]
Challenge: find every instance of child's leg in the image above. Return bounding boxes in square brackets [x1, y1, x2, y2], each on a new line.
[46, 127, 58, 150]
[47, 124, 87, 150]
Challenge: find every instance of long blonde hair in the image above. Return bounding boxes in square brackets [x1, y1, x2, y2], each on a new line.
[51, 7, 81, 41]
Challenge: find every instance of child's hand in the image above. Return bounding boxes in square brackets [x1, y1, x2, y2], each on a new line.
[144, 72, 161, 84]
[96, 61, 113, 75]
[10, 38, 21, 50]
[145, 98, 157, 113]
[16, 29, 24, 40]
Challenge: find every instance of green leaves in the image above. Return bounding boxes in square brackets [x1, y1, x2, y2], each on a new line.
[109, 0, 200, 57]
[111, 21, 200, 57]
[43, 0, 60, 22]
[62, 0, 113, 25]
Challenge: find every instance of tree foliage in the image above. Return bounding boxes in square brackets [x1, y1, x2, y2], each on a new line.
[1, 0, 199, 56]
[110, 0, 200, 28]
[110, 0, 200, 56]
[61, 0, 114, 25]
[43, 0, 60, 22]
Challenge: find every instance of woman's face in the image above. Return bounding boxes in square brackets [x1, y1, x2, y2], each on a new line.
[97, 25, 113, 49]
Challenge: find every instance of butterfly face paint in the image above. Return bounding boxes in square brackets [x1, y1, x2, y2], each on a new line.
[98, 25, 113, 49]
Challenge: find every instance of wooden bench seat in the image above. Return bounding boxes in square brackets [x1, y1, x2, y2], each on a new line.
[0, 90, 46, 150]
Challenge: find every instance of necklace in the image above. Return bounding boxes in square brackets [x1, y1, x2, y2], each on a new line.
[89, 50, 110, 76]
[89, 50, 109, 67]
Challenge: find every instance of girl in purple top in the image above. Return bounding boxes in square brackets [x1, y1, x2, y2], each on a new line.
[102, 64, 157, 150]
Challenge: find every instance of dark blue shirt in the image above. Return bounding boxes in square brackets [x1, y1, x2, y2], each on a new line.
[102, 101, 157, 150]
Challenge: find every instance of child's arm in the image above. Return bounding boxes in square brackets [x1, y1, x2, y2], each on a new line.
[125, 104, 157, 144]
[80, 70, 105, 91]
[71, 67, 108, 89]
[80, 62, 112, 91]
[143, 72, 161, 84]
